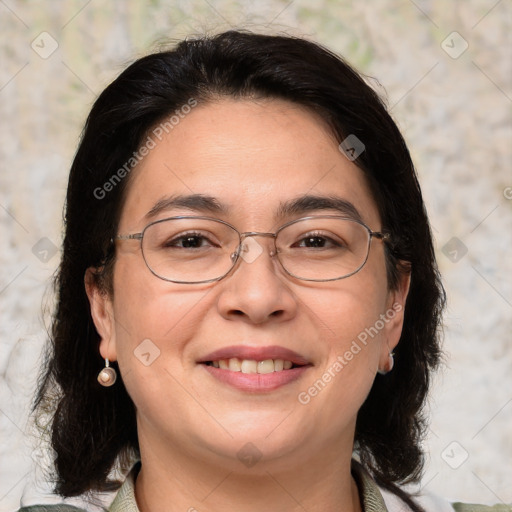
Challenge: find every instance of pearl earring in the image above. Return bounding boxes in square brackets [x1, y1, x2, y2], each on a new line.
[377, 352, 395, 375]
[97, 358, 117, 387]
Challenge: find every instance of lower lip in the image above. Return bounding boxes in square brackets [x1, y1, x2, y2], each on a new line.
[201, 364, 312, 392]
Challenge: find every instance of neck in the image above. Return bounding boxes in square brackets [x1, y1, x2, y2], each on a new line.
[134, 431, 362, 512]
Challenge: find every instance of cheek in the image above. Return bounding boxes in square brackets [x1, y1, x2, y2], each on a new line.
[110, 275, 218, 433]
[110, 258, 212, 377]
[311, 263, 390, 348]
[311, 288, 385, 379]
[298, 266, 390, 413]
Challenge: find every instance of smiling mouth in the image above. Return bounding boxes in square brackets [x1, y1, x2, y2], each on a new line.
[203, 358, 307, 374]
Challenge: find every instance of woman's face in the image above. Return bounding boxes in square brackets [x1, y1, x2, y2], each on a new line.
[88, 98, 408, 472]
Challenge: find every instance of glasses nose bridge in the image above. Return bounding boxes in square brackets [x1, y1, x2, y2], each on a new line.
[239, 231, 277, 241]
[239, 231, 277, 252]
[232, 231, 279, 266]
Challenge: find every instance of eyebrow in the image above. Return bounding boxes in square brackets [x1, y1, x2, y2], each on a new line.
[144, 193, 362, 222]
[144, 194, 226, 220]
[277, 195, 363, 222]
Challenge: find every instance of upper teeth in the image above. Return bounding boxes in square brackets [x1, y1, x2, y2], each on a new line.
[212, 358, 293, 373]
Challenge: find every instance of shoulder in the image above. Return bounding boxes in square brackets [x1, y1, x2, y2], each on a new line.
[376, 472, 511, 512]
[410, 493, 511, 511]
[452, 504, 512, 511]
[351, 459, 511, 512]
[18, 506, 91, 512]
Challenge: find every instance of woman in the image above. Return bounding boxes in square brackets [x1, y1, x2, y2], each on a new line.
[21, 30, 508, 512]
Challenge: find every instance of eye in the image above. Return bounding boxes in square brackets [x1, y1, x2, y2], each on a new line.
[292, 232, 344, 249]
[163, 232, 218, 249]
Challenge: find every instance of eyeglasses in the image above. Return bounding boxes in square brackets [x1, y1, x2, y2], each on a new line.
[114, 215, 390, 284]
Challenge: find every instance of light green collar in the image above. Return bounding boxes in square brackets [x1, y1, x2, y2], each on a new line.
[108, 459, 389, 512]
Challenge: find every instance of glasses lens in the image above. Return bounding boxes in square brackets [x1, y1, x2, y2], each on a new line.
[276, 217, 371, 281]
[141, 218, 239, 283]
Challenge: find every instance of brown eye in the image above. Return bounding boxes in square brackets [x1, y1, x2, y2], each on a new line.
[292, 233, 344, 249]
[163, 232, 217, 249]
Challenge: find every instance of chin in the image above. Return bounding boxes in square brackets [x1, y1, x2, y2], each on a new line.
[195, 412, 313, 467]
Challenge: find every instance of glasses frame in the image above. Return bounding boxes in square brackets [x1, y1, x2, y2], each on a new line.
[114, 215, 390, 284]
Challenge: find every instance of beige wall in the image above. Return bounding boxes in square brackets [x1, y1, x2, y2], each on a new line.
[0, 1, 511, 509]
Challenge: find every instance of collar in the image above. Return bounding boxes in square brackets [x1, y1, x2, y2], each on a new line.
[108, 459, 389, 512]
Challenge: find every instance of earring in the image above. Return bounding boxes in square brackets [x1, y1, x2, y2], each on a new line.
[377, 352, 395, 375]
[97, 358, 117, 387]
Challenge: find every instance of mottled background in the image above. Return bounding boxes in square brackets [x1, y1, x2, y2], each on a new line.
[0, 1, 511, 510]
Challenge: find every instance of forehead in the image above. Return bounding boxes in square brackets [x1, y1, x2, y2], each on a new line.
[119, 98, 380, 230]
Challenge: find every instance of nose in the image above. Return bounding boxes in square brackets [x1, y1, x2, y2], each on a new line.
[216, 235, 298, 324]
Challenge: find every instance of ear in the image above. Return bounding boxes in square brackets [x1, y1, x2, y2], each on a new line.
[378, 269, 411, 371]
[85, 268, 117, 362]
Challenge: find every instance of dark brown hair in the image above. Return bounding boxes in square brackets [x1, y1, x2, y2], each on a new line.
[33, 30, 445, 511]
